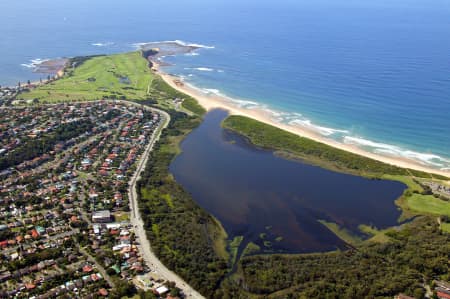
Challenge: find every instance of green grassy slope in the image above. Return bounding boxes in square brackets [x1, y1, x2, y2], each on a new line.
[407, 193, 450, 217]
[19, 52, 153, 102]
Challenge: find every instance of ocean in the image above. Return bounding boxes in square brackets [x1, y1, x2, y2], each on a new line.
[1, 0, 449, 169]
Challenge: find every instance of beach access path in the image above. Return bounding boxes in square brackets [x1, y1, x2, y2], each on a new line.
[127, 105, 206, 299]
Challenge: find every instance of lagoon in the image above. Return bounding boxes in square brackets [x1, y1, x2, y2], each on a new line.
[170, 110, 406, 253]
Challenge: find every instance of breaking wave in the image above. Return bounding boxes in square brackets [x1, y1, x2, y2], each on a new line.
[91, 42, 115, 47]
[172, 39, 215, 49]
[195, 67, 214, 72]
[194, 84, 349, 137]
[132, 40, 215, 50]
[203, 88, 221, 94]
[185, 67, 224, 73]
[344, 136, 450, 168]
[20, 58, 49, 69]
[289, 119, 349, 137]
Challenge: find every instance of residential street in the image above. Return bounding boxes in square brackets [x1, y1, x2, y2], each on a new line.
[128, 107, 205, 299]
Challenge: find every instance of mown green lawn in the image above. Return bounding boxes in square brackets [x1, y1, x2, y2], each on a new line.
[19, 51, 153, 102]
[407, 193, 450, 217]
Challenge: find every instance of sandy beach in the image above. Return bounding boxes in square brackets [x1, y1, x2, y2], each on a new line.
[153, 63, 450, 179]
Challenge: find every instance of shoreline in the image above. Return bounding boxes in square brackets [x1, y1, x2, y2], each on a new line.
[3, 64, 66, 90]
[153, 62, 450, 179]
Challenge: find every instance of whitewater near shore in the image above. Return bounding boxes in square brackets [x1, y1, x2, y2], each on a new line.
[153, 63, 450, 179]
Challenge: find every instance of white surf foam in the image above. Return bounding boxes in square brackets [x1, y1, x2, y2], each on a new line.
[185, 67, 224, 73]
[131, 42, 148, 49]
[187, 80, 347, 138]
[185, 67, 215, 72]
[185, 52, 200, 56]
[132, 40, 215, 50]
[232, 99, 263, 109]
[173, 40, 215, 49]
[289, 119, 349, 136]
[343, 136, 450, 167]
[21, 58, 50, 69]
[260, 108, 346, 137]
[188, 84, 260, 109]
[195, 67, 214, 72]
[91, 42, 114, 47]
[203, 88, 221, 95]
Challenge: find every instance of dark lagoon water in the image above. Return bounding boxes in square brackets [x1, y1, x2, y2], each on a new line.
[170, 110, 407, 253]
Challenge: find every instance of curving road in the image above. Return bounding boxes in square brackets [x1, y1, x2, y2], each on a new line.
[128, 106, 205, 299]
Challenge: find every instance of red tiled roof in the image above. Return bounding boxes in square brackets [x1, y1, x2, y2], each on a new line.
[98, 288, 108, 296]
[438, 291, 450, 299]
[31, 229, 39, 238]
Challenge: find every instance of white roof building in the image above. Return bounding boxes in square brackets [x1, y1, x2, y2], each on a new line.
[92, 210, 111, 223]
[155, 286, 169, 295]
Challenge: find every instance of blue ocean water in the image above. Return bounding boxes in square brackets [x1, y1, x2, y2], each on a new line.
[1, 0, 449, 169]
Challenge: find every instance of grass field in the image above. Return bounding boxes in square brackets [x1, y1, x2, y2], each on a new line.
[18, 52, 153, 102]
[17, 51, 207, 118]
[382, 174, 422, 192]
[113, 212, 129, 222]
[407, 193, 450, 217]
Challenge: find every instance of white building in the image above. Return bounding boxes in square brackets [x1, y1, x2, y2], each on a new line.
[92, 210, 111, 223]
